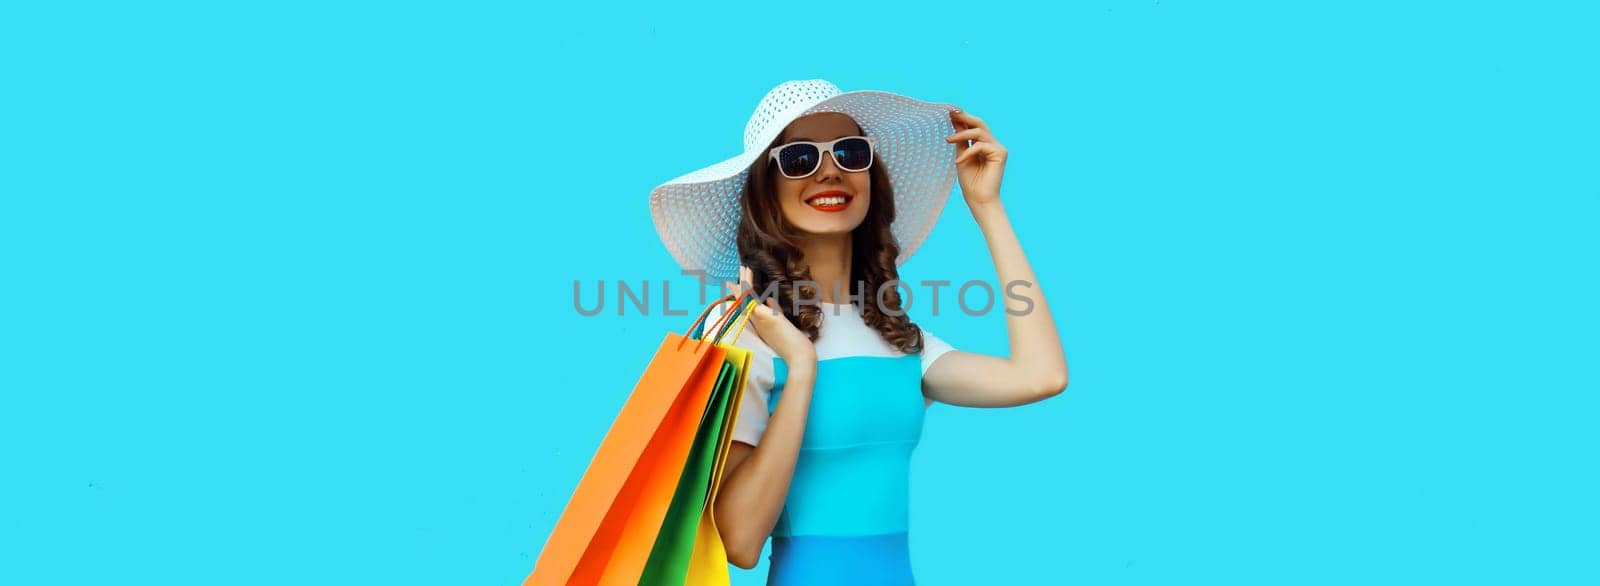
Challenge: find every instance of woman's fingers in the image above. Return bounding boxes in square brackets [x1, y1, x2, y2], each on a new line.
[951, 109, 988, 130]
[955, 141, 999, 165]
[748, 296, 779, 328]
[951, 126, 970, 161]
[723, 265, 757, 301]
[740, 266, 757, 300]
[945, 128, 990, 145]
[949, 109, 997, 163]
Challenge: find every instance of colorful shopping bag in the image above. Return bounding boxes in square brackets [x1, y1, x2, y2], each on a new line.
[684, 303, 754, 586]
[638, 360, 737, 584]
[638, 298, 756, 585]
[525, 296, 741, 586]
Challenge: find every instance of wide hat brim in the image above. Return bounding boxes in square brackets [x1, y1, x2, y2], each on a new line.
[650, 87, 959, 283]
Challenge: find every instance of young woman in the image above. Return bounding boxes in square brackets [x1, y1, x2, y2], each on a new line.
[649, 79, 1068, 585]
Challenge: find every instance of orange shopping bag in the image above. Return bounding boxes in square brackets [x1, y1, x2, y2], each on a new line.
[526, 295, 745, 586]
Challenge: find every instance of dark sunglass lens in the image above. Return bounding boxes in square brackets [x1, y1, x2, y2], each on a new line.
[777, 144, 820, 177]
[832, 138, 872, 171]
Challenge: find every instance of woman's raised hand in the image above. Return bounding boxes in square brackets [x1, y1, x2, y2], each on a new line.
[947, 108, 1008, 207]
[724, 265, 816, 365]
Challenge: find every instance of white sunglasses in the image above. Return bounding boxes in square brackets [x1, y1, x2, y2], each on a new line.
[766, 135, 876, 179]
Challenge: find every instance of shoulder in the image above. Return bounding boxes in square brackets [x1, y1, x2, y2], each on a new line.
[917, 327, 956, 377]
[809, 305, 955, 376]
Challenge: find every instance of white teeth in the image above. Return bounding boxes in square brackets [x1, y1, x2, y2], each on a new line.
[808, 196, 847, 206]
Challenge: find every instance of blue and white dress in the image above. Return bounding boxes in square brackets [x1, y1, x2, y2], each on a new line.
[709, 300, 955, 585]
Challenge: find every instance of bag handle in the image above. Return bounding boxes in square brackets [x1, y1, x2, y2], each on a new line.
[681, 293, 758, 350]
[712, 297, 757, 346]
[679, 294, 739, 349]
[701, 293, 753, 342]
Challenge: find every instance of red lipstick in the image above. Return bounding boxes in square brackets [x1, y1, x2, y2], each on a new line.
[804, 190, 853, 213]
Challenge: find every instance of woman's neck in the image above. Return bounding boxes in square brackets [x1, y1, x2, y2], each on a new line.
[799, 232, 854, 304]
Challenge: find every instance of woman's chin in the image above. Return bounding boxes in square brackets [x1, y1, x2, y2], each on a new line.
[789, 208, 868, 236]
[792, 220, 862, 237]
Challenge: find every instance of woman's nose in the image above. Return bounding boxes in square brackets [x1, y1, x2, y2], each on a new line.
[814, 152, 843, 181]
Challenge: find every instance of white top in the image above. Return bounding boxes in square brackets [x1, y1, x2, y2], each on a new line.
[703, 301, 956, 446]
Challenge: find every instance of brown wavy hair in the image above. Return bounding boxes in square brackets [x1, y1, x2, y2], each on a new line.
[736, 131, 924, 355]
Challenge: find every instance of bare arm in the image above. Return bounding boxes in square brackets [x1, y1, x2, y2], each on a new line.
[922, 199, 1068, 406]
[712, 358, 814, 568]
[710, 270, 819, 568]
[923, 109, 1069, 407]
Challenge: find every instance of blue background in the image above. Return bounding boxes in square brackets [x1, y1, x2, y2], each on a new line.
[3, 1, 1597, 584]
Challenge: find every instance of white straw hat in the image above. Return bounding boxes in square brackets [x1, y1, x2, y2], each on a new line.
[649, 79, 959, 283]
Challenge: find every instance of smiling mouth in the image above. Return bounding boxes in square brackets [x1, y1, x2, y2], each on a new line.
[804, 192, 853, 212]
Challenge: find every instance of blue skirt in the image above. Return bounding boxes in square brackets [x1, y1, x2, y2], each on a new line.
[767, 532, 915, 585]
